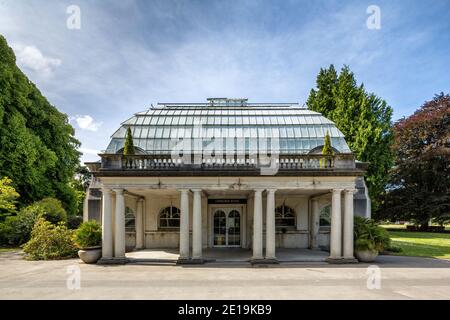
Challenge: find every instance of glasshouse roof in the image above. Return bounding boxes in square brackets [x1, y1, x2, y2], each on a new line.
[105, 98, 351, 155]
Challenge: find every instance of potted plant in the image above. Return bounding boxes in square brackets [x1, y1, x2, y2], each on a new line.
[354, 217, 391, 262]
[74, 221, 102, 264]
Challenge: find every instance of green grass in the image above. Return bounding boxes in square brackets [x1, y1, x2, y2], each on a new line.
[0, 247, 20, 253]
[380, 224, 450, 231]
[386, 230, 450, 260]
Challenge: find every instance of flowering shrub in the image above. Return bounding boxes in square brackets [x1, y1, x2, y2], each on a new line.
[23, 218, 77, 260]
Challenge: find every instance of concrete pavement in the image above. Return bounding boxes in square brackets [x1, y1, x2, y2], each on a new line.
[0, 250, 449, 299]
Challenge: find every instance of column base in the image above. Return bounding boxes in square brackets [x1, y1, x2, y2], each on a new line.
[176, 258, 204, 265]
[97, 257, 128, 265]
[325, 257, 358, 264]
[263, 258, 279, 264]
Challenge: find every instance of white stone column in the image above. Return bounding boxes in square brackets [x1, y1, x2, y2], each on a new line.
[114, 189, 126, 259]
[329, 189, 343, 259]
[101, 187, 113, 259]
[252, 189, 264, 260]
[310, 198, 320, 249]
[179, 189, 190, 260]
[343, 189, 355, 259]
[192, 189, 202, 260]
[82, 191, 89, 222]
[265, 189, 276, 260]
[135, 198, 144, 250]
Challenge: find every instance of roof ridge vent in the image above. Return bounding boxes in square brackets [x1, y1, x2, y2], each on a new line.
[207, 98, 248, 107]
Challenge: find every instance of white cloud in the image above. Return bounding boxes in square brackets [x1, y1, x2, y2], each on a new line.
[12, 44, 61, 76]
[71, 115, 103, 131]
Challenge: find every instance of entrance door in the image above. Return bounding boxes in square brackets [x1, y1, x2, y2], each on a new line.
[213, 208, 241, 247]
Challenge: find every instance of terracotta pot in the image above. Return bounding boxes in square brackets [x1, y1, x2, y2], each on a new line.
[355, 249, 379, 262]
[78, 246, 102, 264]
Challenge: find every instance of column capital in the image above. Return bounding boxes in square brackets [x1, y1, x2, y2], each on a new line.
[101, 186, 112, 193]
[332, 188, 344, 194]
[112, 188, 124, 195]
[344, 188, 358, 194]
[254, 188, 264, 193]
[178, 188, 190, 193]
[266, 188, 277, 193]
[191, 188, 202, 193]
[137, 197, 145, 203]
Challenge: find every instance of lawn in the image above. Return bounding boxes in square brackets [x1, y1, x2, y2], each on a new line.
[0, 247, 20, 253]
[380, 224, 450, 231]
[386, 230, 450, 260]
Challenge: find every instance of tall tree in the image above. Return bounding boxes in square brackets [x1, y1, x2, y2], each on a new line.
[307, 65, 394, 211]
[378, 93, 450, 226]
[0, 35, 81, 215]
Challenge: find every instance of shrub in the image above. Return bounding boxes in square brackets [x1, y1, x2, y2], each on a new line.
[23, 218, 77, 260]
[67, 215, 83, 230]
[385, 245, 403, 253]
[0, 198, 70, 246]
[0, 176, 20, 221]
[35, 198, 67, 224]
[354, 216, 391, 252]
[73, 220, 102, 248]
[0, 205, 44, 245]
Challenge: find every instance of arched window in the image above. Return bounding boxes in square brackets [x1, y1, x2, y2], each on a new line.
[275, 204, 296, 227]
[125, 207, 135, 232]
[320, 205, 331, 228]
[159, 206, 180, 228]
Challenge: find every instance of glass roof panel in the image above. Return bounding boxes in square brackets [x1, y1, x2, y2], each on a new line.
[315, 126, 324, 137]
[155, 127, 164, 138]
[183, 127, 192, 138]
[257, 127, 265, 138]
[284, 116, 293, 125]
[106, 105, 351, 154]
[140, 127, 149, 139]
[286, 127, 295, 138]
[122, 117, 136, 125]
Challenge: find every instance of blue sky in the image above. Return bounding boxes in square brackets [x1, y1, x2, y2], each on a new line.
[1, 0, 449, 162]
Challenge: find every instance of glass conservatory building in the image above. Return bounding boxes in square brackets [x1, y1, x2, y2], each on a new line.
[85, 98, 370, 264]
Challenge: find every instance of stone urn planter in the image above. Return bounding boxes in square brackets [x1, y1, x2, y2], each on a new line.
[74, 221, 103, 264]
[78, 246, 102, 264]
[355, 249, 378, 263]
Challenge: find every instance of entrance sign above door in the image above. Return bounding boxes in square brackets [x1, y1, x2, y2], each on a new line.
[208, 199, 247, 204]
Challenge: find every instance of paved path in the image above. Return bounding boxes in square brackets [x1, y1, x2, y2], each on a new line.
[126, 248, 328, 263]
[1, 251, 449, 299]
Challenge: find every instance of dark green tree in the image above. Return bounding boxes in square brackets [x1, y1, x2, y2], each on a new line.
[307, 65, 394, 211]
[123, 127, 135, 155]
[0, 35, 81, 215]
[377, 93, 450, 227]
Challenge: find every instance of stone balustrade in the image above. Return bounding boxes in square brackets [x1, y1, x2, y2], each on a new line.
[97, 153, 356, 171]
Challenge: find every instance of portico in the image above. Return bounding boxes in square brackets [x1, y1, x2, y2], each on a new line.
[95, 175, 359, 264]
[86, 98, 369, 265]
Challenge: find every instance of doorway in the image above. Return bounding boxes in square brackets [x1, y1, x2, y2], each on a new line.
[213, 208, 241, 247]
